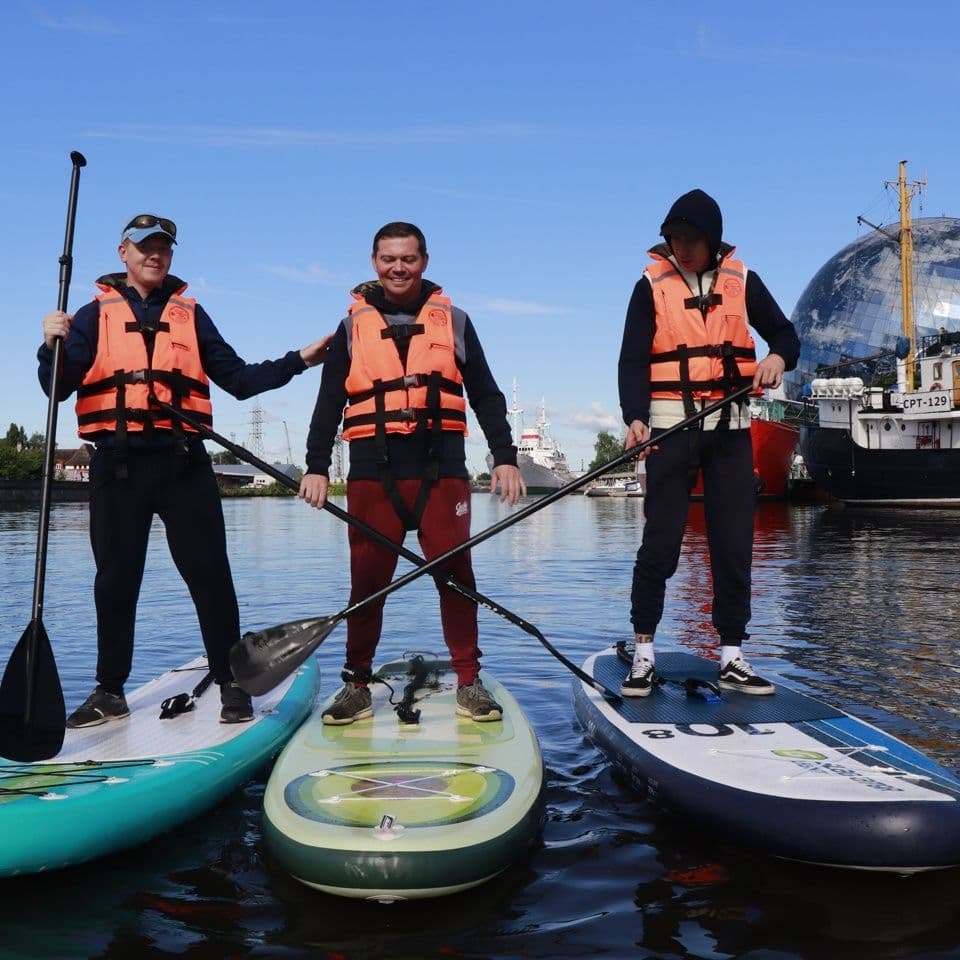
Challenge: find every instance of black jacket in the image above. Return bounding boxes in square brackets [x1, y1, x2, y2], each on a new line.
[305, 280, 517, 480]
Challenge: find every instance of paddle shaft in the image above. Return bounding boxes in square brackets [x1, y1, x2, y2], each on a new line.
[156, 402, 622, 699]
[24, 151, 86, 723]
[32, 151, 86, 625]
[331, 384, 754, 619]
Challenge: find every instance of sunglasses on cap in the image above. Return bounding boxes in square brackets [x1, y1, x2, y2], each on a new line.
[123, 214, 177, 239]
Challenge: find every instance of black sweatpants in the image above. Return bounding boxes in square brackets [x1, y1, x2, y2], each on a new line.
[630, 426, 755, 643]
[88, 445, 240, 691]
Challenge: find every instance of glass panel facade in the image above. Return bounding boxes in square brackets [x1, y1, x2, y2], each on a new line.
[785, 217, 960, 397]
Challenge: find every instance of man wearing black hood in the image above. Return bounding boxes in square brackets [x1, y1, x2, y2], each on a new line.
[300, 221, 524, 725]
[617, 189, 800, 697]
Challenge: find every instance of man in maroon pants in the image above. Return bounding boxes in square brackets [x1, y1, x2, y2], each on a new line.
[299, 222, 525, 724]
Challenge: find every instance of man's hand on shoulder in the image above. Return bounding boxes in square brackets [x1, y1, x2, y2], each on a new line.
[300, 333, 335, 367]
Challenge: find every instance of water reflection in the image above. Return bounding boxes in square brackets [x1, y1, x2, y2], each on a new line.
[3, 497, 960, 957]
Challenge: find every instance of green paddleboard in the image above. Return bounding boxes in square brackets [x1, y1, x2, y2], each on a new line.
[263, 656, 545, 900]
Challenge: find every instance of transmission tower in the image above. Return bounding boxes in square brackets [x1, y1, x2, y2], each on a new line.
[333, 428, 345, 482]
[248, 400, 265, 459]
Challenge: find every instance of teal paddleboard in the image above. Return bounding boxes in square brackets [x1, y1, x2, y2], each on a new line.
[0, 655, 319, 877]
[263, 656, 545, 900]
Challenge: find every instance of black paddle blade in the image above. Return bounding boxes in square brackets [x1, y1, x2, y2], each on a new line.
[230, 616, 338, 697]
[0, 619, 66, 761]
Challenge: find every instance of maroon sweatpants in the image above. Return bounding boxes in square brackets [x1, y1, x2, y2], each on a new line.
[345, 478, 481, 686]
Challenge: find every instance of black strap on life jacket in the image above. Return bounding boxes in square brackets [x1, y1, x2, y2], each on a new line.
[683, 292, 723, 312]
[76, 367, 210, 401]
[380, 323, 424, 342]
[650, 342, 755, 425]
[77, 368, 212, 476]
[346, 373, 463, 408]
[369, 370, 448, 531]
[124, 319, 170, 335]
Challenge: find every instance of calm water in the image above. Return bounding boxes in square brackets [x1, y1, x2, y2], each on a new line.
[2, 494, 960, 959]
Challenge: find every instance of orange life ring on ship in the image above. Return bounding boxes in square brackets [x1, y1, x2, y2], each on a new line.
[930, 382, 943, 390]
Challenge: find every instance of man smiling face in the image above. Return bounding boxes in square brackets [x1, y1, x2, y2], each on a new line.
[119, 235, 174, 298]
[372, 235, 428, 305]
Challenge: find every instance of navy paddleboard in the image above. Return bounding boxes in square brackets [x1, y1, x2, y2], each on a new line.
[574, 645, 960, 873]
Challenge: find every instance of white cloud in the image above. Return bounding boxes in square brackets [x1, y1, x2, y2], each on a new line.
[566, 402, 620, 433]
[80, 122, 577, 148]
[261, 262, 348, 286]
[39, 14, 122, 34]
[475, 297, 566, 316]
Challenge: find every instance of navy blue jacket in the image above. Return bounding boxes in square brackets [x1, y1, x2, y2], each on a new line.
[37, 273, 307, 449]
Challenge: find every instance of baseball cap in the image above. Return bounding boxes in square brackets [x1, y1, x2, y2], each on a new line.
[120, 214, 177, 245]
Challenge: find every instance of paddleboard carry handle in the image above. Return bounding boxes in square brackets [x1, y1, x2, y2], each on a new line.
[159, 670, 215, 719]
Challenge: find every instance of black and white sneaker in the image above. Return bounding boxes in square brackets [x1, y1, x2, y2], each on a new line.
[66, 686, 129, 728]
[718, 657, 775, 695]
[219, 681, 254, 724]
[621, 658, 655, 698]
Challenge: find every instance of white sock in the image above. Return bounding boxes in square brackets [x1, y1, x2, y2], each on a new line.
[634, 641, 655, 665]
[721, 646, 743, 668]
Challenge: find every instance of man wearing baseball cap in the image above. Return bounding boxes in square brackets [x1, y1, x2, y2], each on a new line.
[38, 213, 332, 728]
[617, 189, 800, 697]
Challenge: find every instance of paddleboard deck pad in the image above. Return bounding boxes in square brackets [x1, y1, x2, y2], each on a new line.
[263, 656, 545, 900]
[0, 655, 319, 877]
[574, 646, 960, 873]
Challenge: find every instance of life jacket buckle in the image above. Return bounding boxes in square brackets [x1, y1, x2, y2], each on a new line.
[397, 408, 417, 422]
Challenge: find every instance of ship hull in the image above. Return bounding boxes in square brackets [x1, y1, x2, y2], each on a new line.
[516, 455, 571, 495]
[691, 419, 799, 500]
[800, 425, 960, 505]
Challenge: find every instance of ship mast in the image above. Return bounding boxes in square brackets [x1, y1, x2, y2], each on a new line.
[857, 161, 926, 388]
[889, 160, 926, 383]
[508, 377, 523, 443]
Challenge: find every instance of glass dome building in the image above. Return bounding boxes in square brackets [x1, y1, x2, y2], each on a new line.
[784, 217, 960, 399]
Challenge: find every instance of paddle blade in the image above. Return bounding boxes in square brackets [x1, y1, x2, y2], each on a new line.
[230, 617, 338, 696]
[0, 620, 66, 761]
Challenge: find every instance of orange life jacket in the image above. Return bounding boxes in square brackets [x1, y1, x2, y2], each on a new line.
[75, 285, 212, 439]
[645, 251, 757, 408]
[341, 291, 467, 442]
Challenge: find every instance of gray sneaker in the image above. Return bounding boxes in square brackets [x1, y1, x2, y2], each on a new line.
[321, 683, 373, 725]
[456, 678, 503, 722]
[66, 686, 129, 728]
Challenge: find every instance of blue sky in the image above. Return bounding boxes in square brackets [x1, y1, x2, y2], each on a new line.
[4, 0, 960, 475]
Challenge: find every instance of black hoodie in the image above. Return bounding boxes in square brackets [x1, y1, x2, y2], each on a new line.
[618, 191, 801, 427]
[659, 188, 724, 264]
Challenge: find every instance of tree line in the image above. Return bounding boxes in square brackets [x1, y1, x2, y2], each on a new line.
[0, 423, 45, 480]
[2, 419, 626, 483]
